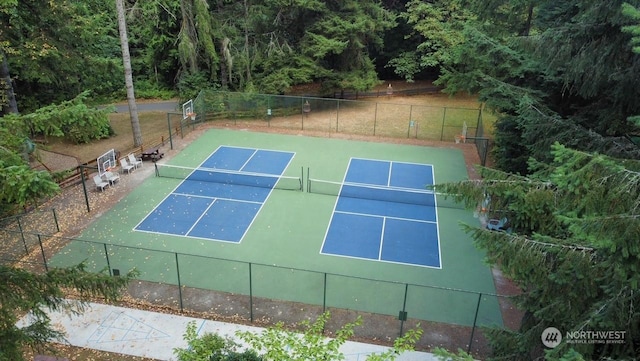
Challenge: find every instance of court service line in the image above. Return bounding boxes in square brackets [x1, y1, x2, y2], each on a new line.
[185, 198, 219, 237]
[172, 192, 264, 205]
[378, 217, 386, 261]
[351, 156, 435, 167]
[238, 149, 259, 172]
[333, 210, 437, 224]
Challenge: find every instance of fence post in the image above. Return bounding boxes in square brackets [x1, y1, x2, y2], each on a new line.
[323, 273, 327, 313]
[468, 292, 483, 354]
[249, 263, 254, 322]
[399, 283, 409, 336]
[104, 243, 112, 276]
[17, 217, 28, 254]
[52, 208, 60, 232]
[336, 100, 340, 132]
[175, 253, 184, 312]
[38, 234, 48, 272]
[80, 165, 91, 213]
[167, 113, 173, 150]
[440, 107, 447, 141]
[374, 103, 378, 136]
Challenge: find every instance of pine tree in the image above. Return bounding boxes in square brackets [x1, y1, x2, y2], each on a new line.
[434, 143, 640, 359]
[0, 264, 136, 361]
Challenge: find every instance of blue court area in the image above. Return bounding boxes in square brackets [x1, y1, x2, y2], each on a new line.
[321, 158, 441, 268]
[135, 146, 295, 243]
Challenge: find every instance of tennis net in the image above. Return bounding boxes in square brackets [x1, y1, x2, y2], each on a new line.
[307, 178, 464, 209]
[155, 163, 303, 191]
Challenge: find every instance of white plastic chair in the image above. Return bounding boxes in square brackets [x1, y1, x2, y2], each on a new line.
[93, 175, 109, 191]
[119, 158, 135, 174]
[104, 171, 120, 185]
[128, 153, 143, 169]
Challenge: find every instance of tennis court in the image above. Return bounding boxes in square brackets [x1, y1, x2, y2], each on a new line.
[50, 129, 501, 328]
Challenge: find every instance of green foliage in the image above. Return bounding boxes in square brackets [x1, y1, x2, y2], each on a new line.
[2, 0, 123, 111]
[0, 263, 137, 361]
[434, 1, 640, 174]
[24, 91, 114, 144]
[622, 2, 640, 53]
[0, 114, 59, 211]
[132, 79, 177, 100]
[433, 143, 640, 359]
[433, 347, 475, 360]
[237, 312, 355, 361]
[388, 0, 472, 81]
[0, 164, 59, 209]
[173, 320, 243, 361]
[235, 312, 422, 361]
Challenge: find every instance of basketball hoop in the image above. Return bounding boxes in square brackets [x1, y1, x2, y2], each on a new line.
[186, 112, 196, 121]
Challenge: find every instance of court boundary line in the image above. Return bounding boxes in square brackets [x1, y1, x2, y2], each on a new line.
[321, 212, 442, 269]
[319, 158, 443, 269]
[133, 145, 297, 244]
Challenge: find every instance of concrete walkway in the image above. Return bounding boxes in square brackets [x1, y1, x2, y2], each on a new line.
[19, 301, 439, 361]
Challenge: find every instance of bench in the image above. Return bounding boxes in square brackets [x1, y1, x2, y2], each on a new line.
[140, 147, 164, 162]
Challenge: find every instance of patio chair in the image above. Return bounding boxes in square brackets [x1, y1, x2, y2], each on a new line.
[119, 158, 135, 174]
[104, 171, 120, 185]
[128, 153, 143, 169]
[93, 175, 109, 191]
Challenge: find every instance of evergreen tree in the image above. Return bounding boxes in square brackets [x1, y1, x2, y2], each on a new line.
[434, 143, 640, 359]
[435, 1, 640, 174]
[0, 264, 136, 361]
[0, 0, 123, 112]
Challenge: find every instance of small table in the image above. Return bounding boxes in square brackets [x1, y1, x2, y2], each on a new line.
[141, 147, 164, 162]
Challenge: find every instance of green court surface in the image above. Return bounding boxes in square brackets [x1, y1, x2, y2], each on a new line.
[51, 129, 501, 327]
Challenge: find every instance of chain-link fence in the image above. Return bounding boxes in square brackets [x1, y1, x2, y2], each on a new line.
[177, 91, 491, 165]
[2, 227, 520, 357]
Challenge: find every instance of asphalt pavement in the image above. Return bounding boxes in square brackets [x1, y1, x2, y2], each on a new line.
[112, 100, 179, 113]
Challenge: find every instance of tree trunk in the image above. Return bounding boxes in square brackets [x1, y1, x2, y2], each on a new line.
[243, 0, 251, 84]
[116, 0, 142, 148]
[1, 50, 19, 115]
